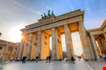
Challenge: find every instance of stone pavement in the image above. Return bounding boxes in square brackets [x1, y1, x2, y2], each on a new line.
[86, 59, 106, 70]
[1, 60, 95, 70]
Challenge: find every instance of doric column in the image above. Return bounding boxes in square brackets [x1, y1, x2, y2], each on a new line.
[51, 28, 58, 60]
[97, 39, 105, 56]
[64, 24, 74, 60]
[51, 28, 63, 60]
[40, 31, 46, 60]
[96, 39, 103, 56]
[16, 44, 20, 59]
[56, 31, 63, 60]
[40, 31, 50, 60]
[79, 22, 93, 60]
[31, 33, 37, 59]
[90, 35, 99, 60]
[4, 42, 9, 60]
[12, 48, 17, 60]
[36, 31, 42, 58]
[20, 39, 24, 59]
[1, 47, 4, 60]
[27, 33, 32, 59]
[15, 45, 19, 60]
[22, 33, 30, 58]
[2, 43, 8, 61]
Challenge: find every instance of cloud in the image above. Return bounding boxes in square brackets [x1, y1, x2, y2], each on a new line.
[0, 0, 41, 41]
[0, 0, 106, 42]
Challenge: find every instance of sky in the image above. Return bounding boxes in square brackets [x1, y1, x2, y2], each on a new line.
[0, 0, 106, 42]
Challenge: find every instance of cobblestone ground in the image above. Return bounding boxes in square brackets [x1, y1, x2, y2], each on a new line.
[0, 60, 95, 70]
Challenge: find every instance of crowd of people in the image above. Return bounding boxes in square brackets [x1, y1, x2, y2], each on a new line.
[14, 56, 106, 64]
[21, 56, 77, 64]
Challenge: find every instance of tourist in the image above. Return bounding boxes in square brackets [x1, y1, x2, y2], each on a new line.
[103, 55, 106, 62]
[71, 56, 75, 64]
[22, 56, 27, 63]
[35, 56, 39, 63]
[46, 56, 51, 63]
[78, 56, 81, 61]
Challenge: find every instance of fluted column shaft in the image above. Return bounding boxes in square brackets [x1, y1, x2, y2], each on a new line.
[36, 31, 42, 58]
[21, 33, 29, 59]
[51, 28, 58, 60]
[51, 28, 63, 60]
[28, 33, 33, 59]
[64, 24, 74, 60]
[31, 33, 37, 59]
[79, 22, 96, 60]
[90, 35, 99, 60]
[57, 31, 63, 60]
[40, 31, 50, 60]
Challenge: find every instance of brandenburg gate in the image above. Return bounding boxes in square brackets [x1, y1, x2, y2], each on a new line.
[20, 10, 97, 61]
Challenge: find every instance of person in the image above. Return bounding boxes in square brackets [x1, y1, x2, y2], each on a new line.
[35, 56, 39, 63]
[78, 56, 81, 61]
[71, 56, 75, 64]
[35, 56, 38, 63]
[46, 56, 51, 63]
[22, 56, 27, 63]
[103, 55, 106, 62]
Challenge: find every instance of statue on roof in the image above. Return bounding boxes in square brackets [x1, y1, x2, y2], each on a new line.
[51, 11, 55, 17]
[41, 10, 55, 19]
[41, 14, 44, 19]
[48, 10, 51, 17]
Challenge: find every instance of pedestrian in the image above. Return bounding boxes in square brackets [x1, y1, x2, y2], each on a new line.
[104, 55, 106, 62]
[35, 56, 39, 63]
[78, 56, 81, 61]
[71, 56, 75, 64]
[46, 56, 51, 63]
[22, 56, 27, 63]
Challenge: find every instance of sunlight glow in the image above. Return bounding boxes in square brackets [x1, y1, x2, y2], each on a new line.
[8, 25, 24, 42]
[71, 32, 83, 56]
[50, 37, 52, 50]
[61, 34, 66, 52]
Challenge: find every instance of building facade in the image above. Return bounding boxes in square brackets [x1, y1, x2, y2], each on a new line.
[0, 40, 19, 61]
[89, 20, 106, 58]
[20, 9, 99, 61]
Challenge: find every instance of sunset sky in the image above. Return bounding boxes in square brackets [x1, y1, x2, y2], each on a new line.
[0, 0, 106, 42]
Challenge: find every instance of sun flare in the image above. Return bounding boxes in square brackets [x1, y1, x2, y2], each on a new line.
[8, 25, 23, 42]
